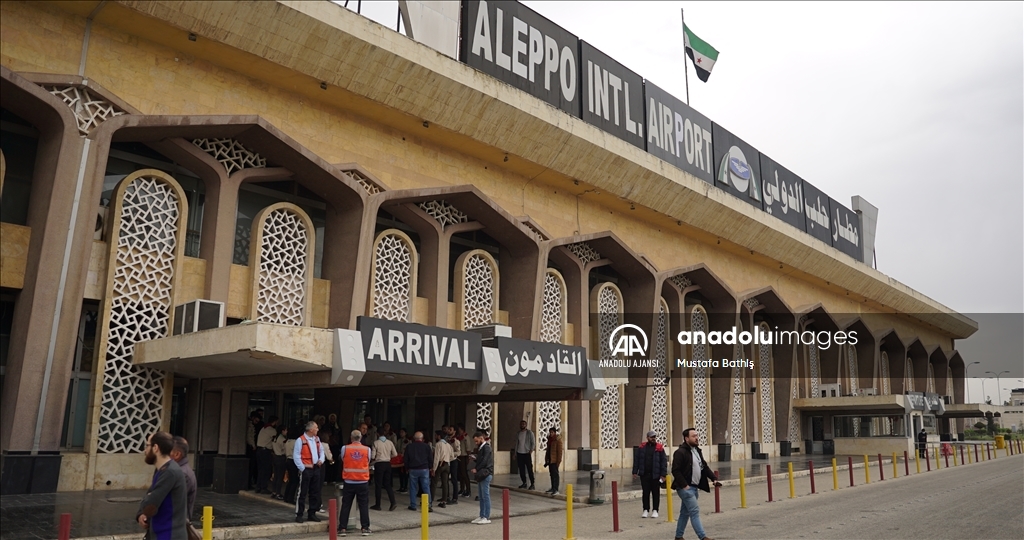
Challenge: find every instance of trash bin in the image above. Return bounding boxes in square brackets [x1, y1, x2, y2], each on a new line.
[823, 440, 835, 455]
[717, 443, 732, 462]
[588, 470, 606, 504]
[995, 435, 1005, 449]
[779, 441, 792, 457]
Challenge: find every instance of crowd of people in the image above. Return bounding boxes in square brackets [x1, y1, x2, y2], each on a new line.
[133, 410, 718, 540]
[240, 410, 500, 535]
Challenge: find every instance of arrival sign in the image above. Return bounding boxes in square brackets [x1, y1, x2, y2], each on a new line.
[357, 316, 481, 381]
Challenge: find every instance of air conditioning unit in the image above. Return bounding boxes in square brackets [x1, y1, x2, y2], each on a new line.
[821, 383, 841, 398]
[861, 388, 878, 396]
[172, 300, 225, 335]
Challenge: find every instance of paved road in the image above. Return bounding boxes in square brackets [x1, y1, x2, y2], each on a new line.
[263, 454, 1022, 539]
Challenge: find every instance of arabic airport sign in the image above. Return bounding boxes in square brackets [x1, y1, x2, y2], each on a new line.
[759, 154, 806, 232]
[644, 80, 714, 184]
[712, 123, 763, 209]
[801, 180, 833, 246]
[357, 316, 481, 381]
[829, 197, 862, 260]
[580, 41, 645, 149]
[460, 0, 580, 116]
[492, 336, 587, 387]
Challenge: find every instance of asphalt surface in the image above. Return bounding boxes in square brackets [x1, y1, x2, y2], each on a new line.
[258, 453, 1022, 539]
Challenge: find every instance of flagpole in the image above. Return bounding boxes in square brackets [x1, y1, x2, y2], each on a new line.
[681, 8, 690, 105]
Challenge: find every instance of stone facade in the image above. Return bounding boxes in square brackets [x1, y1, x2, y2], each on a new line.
[0, 1, 974, 493]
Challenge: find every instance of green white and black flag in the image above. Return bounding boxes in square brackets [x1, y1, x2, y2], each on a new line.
[684, 23, 719, 82]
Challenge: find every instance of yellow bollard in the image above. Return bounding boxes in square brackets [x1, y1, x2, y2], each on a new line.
[915, 450, 921, 473]
[935, 448, 941, 470]
[787, 462, 795, 498]
[202, 506, 213, 540]
[666, 474, 674, 522]
[863, 455, 870, 484]
[564, 484, 575, 540]
[421, 494, 429, 540]
[892, 452, 898, 478]
[1006, 445, 1011, 457]
[831, 458, 838, 490]
[739, 467, 747, 508]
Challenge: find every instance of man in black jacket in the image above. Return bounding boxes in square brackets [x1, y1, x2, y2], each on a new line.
[469, 430, 493, 525]
[403, 431, 433, 511]
[633, 430, 668, 519]
[670, 428, 720, 540]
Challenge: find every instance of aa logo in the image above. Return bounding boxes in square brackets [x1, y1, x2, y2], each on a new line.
[609, 324, 648, 357]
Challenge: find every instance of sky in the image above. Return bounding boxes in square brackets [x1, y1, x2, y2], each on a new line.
[342, 2, 1023, 398]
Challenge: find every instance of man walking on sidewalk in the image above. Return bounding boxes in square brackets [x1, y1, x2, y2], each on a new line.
[370, 432, 398, 511]
[633, 430, 667, 518]
[431, 430, 454, 508]
[136, 432, 188, 540]
[671, 428, 720, 540]
[338, 430, 372, 537]
[514, 420, 535, 490]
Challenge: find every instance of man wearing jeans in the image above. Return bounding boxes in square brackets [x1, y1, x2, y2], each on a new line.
[670, 428, 720, 540]
[403, 431, 433, 511]
[469, 430, 493, 525]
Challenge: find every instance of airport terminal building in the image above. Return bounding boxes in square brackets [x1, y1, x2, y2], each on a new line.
[0, 0, 980, 494]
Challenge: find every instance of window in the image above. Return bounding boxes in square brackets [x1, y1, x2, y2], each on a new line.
[0, 110, 39, 225]
[833, 415, 906, 437]
[60, 303, 99, 448]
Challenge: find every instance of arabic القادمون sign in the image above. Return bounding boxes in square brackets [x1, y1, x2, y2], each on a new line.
[492, 336, 587, 388]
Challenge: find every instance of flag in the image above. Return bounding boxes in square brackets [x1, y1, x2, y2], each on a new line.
[683, 23, 719, 82]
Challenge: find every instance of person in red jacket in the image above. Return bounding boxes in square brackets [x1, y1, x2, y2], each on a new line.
[632, 430, 667, 518]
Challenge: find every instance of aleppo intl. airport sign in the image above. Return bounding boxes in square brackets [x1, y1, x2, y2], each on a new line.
[357, 316, 482, 381]
[492, 336, 588, 387]
[457, 1, 866, 265]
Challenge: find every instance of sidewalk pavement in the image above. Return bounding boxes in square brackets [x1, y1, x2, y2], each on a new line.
[492, 453, 905, 502]
[0, 481, 575, 540]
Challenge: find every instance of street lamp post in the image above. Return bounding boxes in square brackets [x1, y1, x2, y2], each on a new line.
[986, 371, 1010, 405]
[965, 361, 981, 403]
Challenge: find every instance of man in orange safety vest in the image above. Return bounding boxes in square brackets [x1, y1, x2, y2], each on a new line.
[338, 429, 373, 536]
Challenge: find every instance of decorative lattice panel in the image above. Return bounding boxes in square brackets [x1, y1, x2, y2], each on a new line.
[461, 253, 495, 329]
[537, 400, 561, 452]
[234, 221, 251, 265]
[789, 355, 802, 444]
[599, 384, 620, 449]
[476, 402, 492, 433]
[97, 175, 180, 453]
[192, 138, 266, 175]
[597, 283, 622, 449]
[597, 285, 621, 361]
[566, 242, 601, 266]
[880, 352, 890, 395]
[743, 298, 760, 309]
[524, 221, 548, 242]
[343, 169, 383, 195]
[669, 275, 692, 290]
[906, 361, 915, 392]
[691, 307, 710, 447]
[927, 364, 935, 394]
[371, 233, 413, 322]
[809, 344, 820, 398]
[47, 85, 125, 135]
[419, 200, 468, 228]
[848, 345, 859, 395]
[757, 324, 774, 444]
[254, 208, 308, 326]
[731, 355, 744, 444]
[651, 302, 669, 444]
[540, 271, 565, 344]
